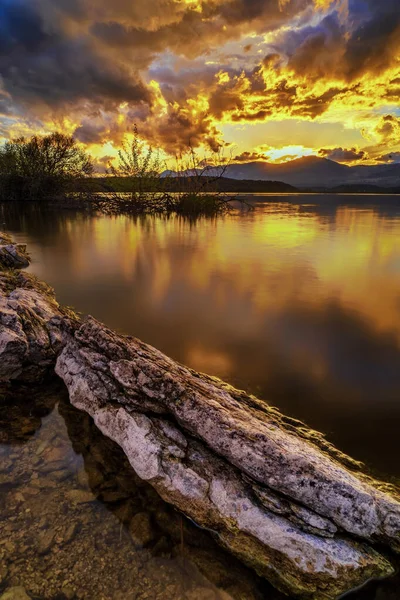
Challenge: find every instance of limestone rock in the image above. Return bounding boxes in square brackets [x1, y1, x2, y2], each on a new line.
[0, 270, 78, 382]
[55, 316, 400, 599]
[0, 232, 30, 269]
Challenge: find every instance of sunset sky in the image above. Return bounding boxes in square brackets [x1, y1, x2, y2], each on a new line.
[0, 0, 399, 168]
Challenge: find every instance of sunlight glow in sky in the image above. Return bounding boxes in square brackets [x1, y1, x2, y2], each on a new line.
[0, 0, 399, 168]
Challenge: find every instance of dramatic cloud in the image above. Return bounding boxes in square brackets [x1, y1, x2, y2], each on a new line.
[0, 1, 152, 112]
[374, 115, 400, 145]
[0, 0, 399, 163]
[233, 150, 270, 162]
[319, 147, 367, 163]
[378, 152, 400, 164]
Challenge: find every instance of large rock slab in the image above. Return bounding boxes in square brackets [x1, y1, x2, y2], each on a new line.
[0, 270, 78, 383]
[56, 316, 400, 599]
[0, 231, 78, 383]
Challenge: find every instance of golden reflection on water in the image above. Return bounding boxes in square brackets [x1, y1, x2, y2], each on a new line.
[14, 198, 400, 475]
[31, 203, 400, 345]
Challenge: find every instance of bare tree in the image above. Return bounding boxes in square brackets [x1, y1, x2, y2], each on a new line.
[105, 126, 239, 216]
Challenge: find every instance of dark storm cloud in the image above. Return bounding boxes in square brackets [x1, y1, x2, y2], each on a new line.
[344, 0, 400, 80]
[0, 0, 317, 147]
[139, 106, 222, 154]
[284, 13, 345, 80]
[274, 0, 400, 82]
[318, 147, 367, 162]
[0, 0, 151, 114]
[232, 150, 268, 162]
[0, 0, 399, 154]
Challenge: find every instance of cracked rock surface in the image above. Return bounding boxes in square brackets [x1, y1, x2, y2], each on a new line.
[56, 316, 400, 599]
[0, 233, 30, 270]
[0, 233, 78, 383]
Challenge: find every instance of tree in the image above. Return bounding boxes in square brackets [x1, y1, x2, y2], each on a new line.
[106, 125, 238, 215]
[0, 133, 93, 201]
[108, 125, 162, 201]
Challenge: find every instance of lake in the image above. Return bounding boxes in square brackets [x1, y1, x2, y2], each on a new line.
[1, 195, 400, 599]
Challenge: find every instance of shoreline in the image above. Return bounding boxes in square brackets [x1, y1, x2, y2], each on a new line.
[1, 232, 400, 599]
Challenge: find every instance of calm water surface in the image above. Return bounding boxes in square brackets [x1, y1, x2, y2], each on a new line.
[1, 195, 400, 599]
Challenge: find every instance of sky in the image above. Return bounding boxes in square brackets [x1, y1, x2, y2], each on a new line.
[0, 0, 399, 168]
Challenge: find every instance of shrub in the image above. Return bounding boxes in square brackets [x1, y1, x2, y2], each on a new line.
[106, 126, 235, 216]
[0, 133, 93, 201]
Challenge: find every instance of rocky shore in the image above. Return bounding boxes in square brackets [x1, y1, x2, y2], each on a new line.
[0, 233, 30, 271]
[1, 232, 400, 600]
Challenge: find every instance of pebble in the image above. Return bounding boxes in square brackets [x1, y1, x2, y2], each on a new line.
[37, 530, 56, 555]
[66, 490, 95, 504]
[35, 441, 48, 456]
[0, 564, 9, 584]
[0, 588, 31, 600]
[100, 489, 129, 503]
[129, 513, 155, 547]
[76, 469, 88, 489]
[61, 585, 75, 600]
[4, 541, 16, 554]
[63, 523, 79, 544]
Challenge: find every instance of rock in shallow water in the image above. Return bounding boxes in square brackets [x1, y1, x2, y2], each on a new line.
[37, 529, 56, 555]
[129, 512, 156, 547]
[0, 232, 30, 270]
[55, 316, 400, 599]
[0, 588, 31, 600]
[0, 268, 78, 383]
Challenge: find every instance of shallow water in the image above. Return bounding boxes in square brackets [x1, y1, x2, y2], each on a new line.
[0, 382, 274, 600]
[1, 195, 400, 598]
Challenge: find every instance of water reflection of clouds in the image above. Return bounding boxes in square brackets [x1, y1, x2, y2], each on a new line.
[5, 198, 400, 474]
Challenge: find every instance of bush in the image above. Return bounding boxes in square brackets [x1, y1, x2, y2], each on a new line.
[106, 126, 236, 216]
[0, 133, 93, 201]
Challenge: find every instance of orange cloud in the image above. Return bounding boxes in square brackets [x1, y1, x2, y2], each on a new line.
[0, 0, 399, 165]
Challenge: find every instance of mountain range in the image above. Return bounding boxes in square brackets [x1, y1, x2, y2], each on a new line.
[165, 157, 400, 189]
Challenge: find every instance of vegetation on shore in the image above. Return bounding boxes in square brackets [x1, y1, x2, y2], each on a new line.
[93, 175, 297, 194]
[0, 129, 251, 216]
[0, 133, 93, 202]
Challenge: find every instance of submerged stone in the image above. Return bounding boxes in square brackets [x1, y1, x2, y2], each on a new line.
[0, 588, 31, 600]
[55, 316, 400, 599]
[129, 512, 156, 547]
[37, 530, 56, 555]
[66, 489, 95, 504]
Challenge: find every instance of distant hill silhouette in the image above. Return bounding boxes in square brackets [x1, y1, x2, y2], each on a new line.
[223, 157, 400, 189]
[93, 176, 297, 194]
[163, 177, 297, 193]
[164, 157, 400, 189]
